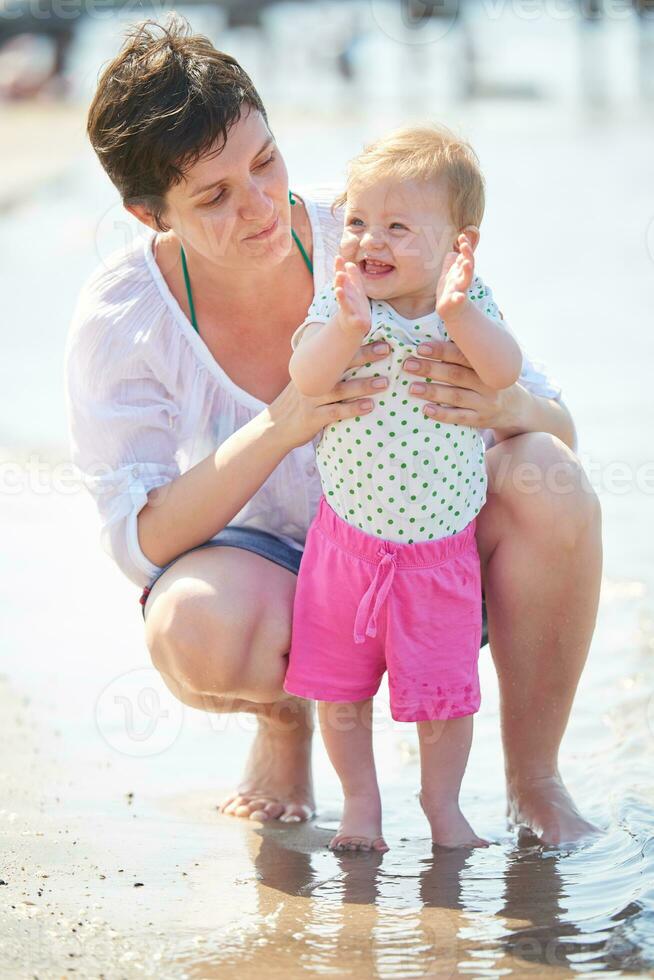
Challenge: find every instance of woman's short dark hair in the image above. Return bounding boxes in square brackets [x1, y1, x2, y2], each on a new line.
[87, 14, 268, 229]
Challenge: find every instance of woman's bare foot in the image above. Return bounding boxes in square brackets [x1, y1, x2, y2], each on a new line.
[507, 772, 602, 845]
[419, 791, 489, 848]
[218, 699, 316, 823]
[328, 792, 390, 853]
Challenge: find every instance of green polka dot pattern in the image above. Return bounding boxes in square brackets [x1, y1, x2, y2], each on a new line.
[304, 284, 491, 544]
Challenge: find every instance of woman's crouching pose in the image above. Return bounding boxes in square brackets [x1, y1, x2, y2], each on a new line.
[65, 16, 602, 847]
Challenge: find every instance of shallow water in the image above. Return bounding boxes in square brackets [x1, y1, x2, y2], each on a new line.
[2, 3, 654, 976]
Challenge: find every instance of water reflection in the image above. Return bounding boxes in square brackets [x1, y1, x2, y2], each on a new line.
[170, 816, 653, 977]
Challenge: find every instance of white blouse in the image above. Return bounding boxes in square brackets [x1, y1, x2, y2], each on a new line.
[64, 185, 563, 590]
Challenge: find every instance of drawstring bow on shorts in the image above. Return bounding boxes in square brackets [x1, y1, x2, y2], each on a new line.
[353, 545, 398, 644]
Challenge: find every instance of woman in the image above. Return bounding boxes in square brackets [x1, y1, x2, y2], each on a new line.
[65, 17, 602, 845]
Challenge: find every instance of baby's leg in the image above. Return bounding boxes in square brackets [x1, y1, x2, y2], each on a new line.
[317, 697, 390, 853]
[418, 715, 489, 848]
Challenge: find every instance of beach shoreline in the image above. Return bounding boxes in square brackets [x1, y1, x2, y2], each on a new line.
[2, 664, 590, 979]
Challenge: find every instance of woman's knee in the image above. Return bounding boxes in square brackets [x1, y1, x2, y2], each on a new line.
[144, 580, 244, 693]
[144, 575, 294, 700]
[486, 432, 601, 549]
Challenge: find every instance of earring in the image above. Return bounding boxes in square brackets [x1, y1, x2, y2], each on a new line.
[289, 190, 296, 206]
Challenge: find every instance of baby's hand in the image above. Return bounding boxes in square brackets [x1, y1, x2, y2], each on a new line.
[436, 233, 475, 323]
[334, 255, 371, 337]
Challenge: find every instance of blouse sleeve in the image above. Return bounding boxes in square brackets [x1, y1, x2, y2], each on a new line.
[64, 311, 181, 590]
[290, 282, 339, 350]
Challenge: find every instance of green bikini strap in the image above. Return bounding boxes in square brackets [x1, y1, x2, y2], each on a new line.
[289, 190, 314, 276]
[179, 243, 198, 333]
[179, 189, 312, 336]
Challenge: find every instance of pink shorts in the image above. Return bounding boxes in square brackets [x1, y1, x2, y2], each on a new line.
[283, 495, 482, 723]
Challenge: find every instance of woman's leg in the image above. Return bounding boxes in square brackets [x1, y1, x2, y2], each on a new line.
[476, 432, 603, 844]
[317, 698, 389, 853]
[417, 715, 488, 848]
[143, 545, 315, 823]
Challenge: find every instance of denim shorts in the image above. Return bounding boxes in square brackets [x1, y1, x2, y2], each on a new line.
[138, 524, 489, 647]
[139, 525, 303, 620]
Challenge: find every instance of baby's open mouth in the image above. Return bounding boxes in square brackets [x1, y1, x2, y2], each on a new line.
[360, 257, 395, 278]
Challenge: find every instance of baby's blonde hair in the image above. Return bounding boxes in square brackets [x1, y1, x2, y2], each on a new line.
[333, 123, 485, 230]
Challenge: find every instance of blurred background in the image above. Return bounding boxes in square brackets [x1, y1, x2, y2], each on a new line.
[1, 1, 654, 977]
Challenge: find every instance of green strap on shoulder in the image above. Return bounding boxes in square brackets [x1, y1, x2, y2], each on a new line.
[179, 190, 312, 336]
[179, 243, 199, 333]
[289, 191, 314, 276]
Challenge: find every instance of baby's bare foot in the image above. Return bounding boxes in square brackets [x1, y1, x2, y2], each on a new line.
[329, 792, 389, 853]
[419, 791, 489, 848]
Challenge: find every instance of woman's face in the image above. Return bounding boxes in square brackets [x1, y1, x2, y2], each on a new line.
[161, 108, 292, 270]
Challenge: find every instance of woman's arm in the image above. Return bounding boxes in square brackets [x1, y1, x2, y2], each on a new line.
[396, 337, 578, 453]
[140, 333, 400, 567]
[488, 385, 577, 452]
[146, 280, 373, 568]
[441, 302, 523, 391]
[66, 294, 393, 588]
[138, 408, 294, 569]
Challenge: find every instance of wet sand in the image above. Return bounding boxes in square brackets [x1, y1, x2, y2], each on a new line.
[1, 484, 652, 977]
[0, 659, 597, 980]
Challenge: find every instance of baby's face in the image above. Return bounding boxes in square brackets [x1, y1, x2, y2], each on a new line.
[340, 177, 457, 309]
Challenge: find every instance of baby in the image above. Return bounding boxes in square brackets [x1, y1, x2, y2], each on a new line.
[283, 124, 522, 853]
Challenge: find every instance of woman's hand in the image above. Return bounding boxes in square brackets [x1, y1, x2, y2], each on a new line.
[401, 338, 519, 430]
[272, 340, 391, 449]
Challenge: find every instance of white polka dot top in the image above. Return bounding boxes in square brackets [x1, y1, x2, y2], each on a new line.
[291, 276, 509, 542]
